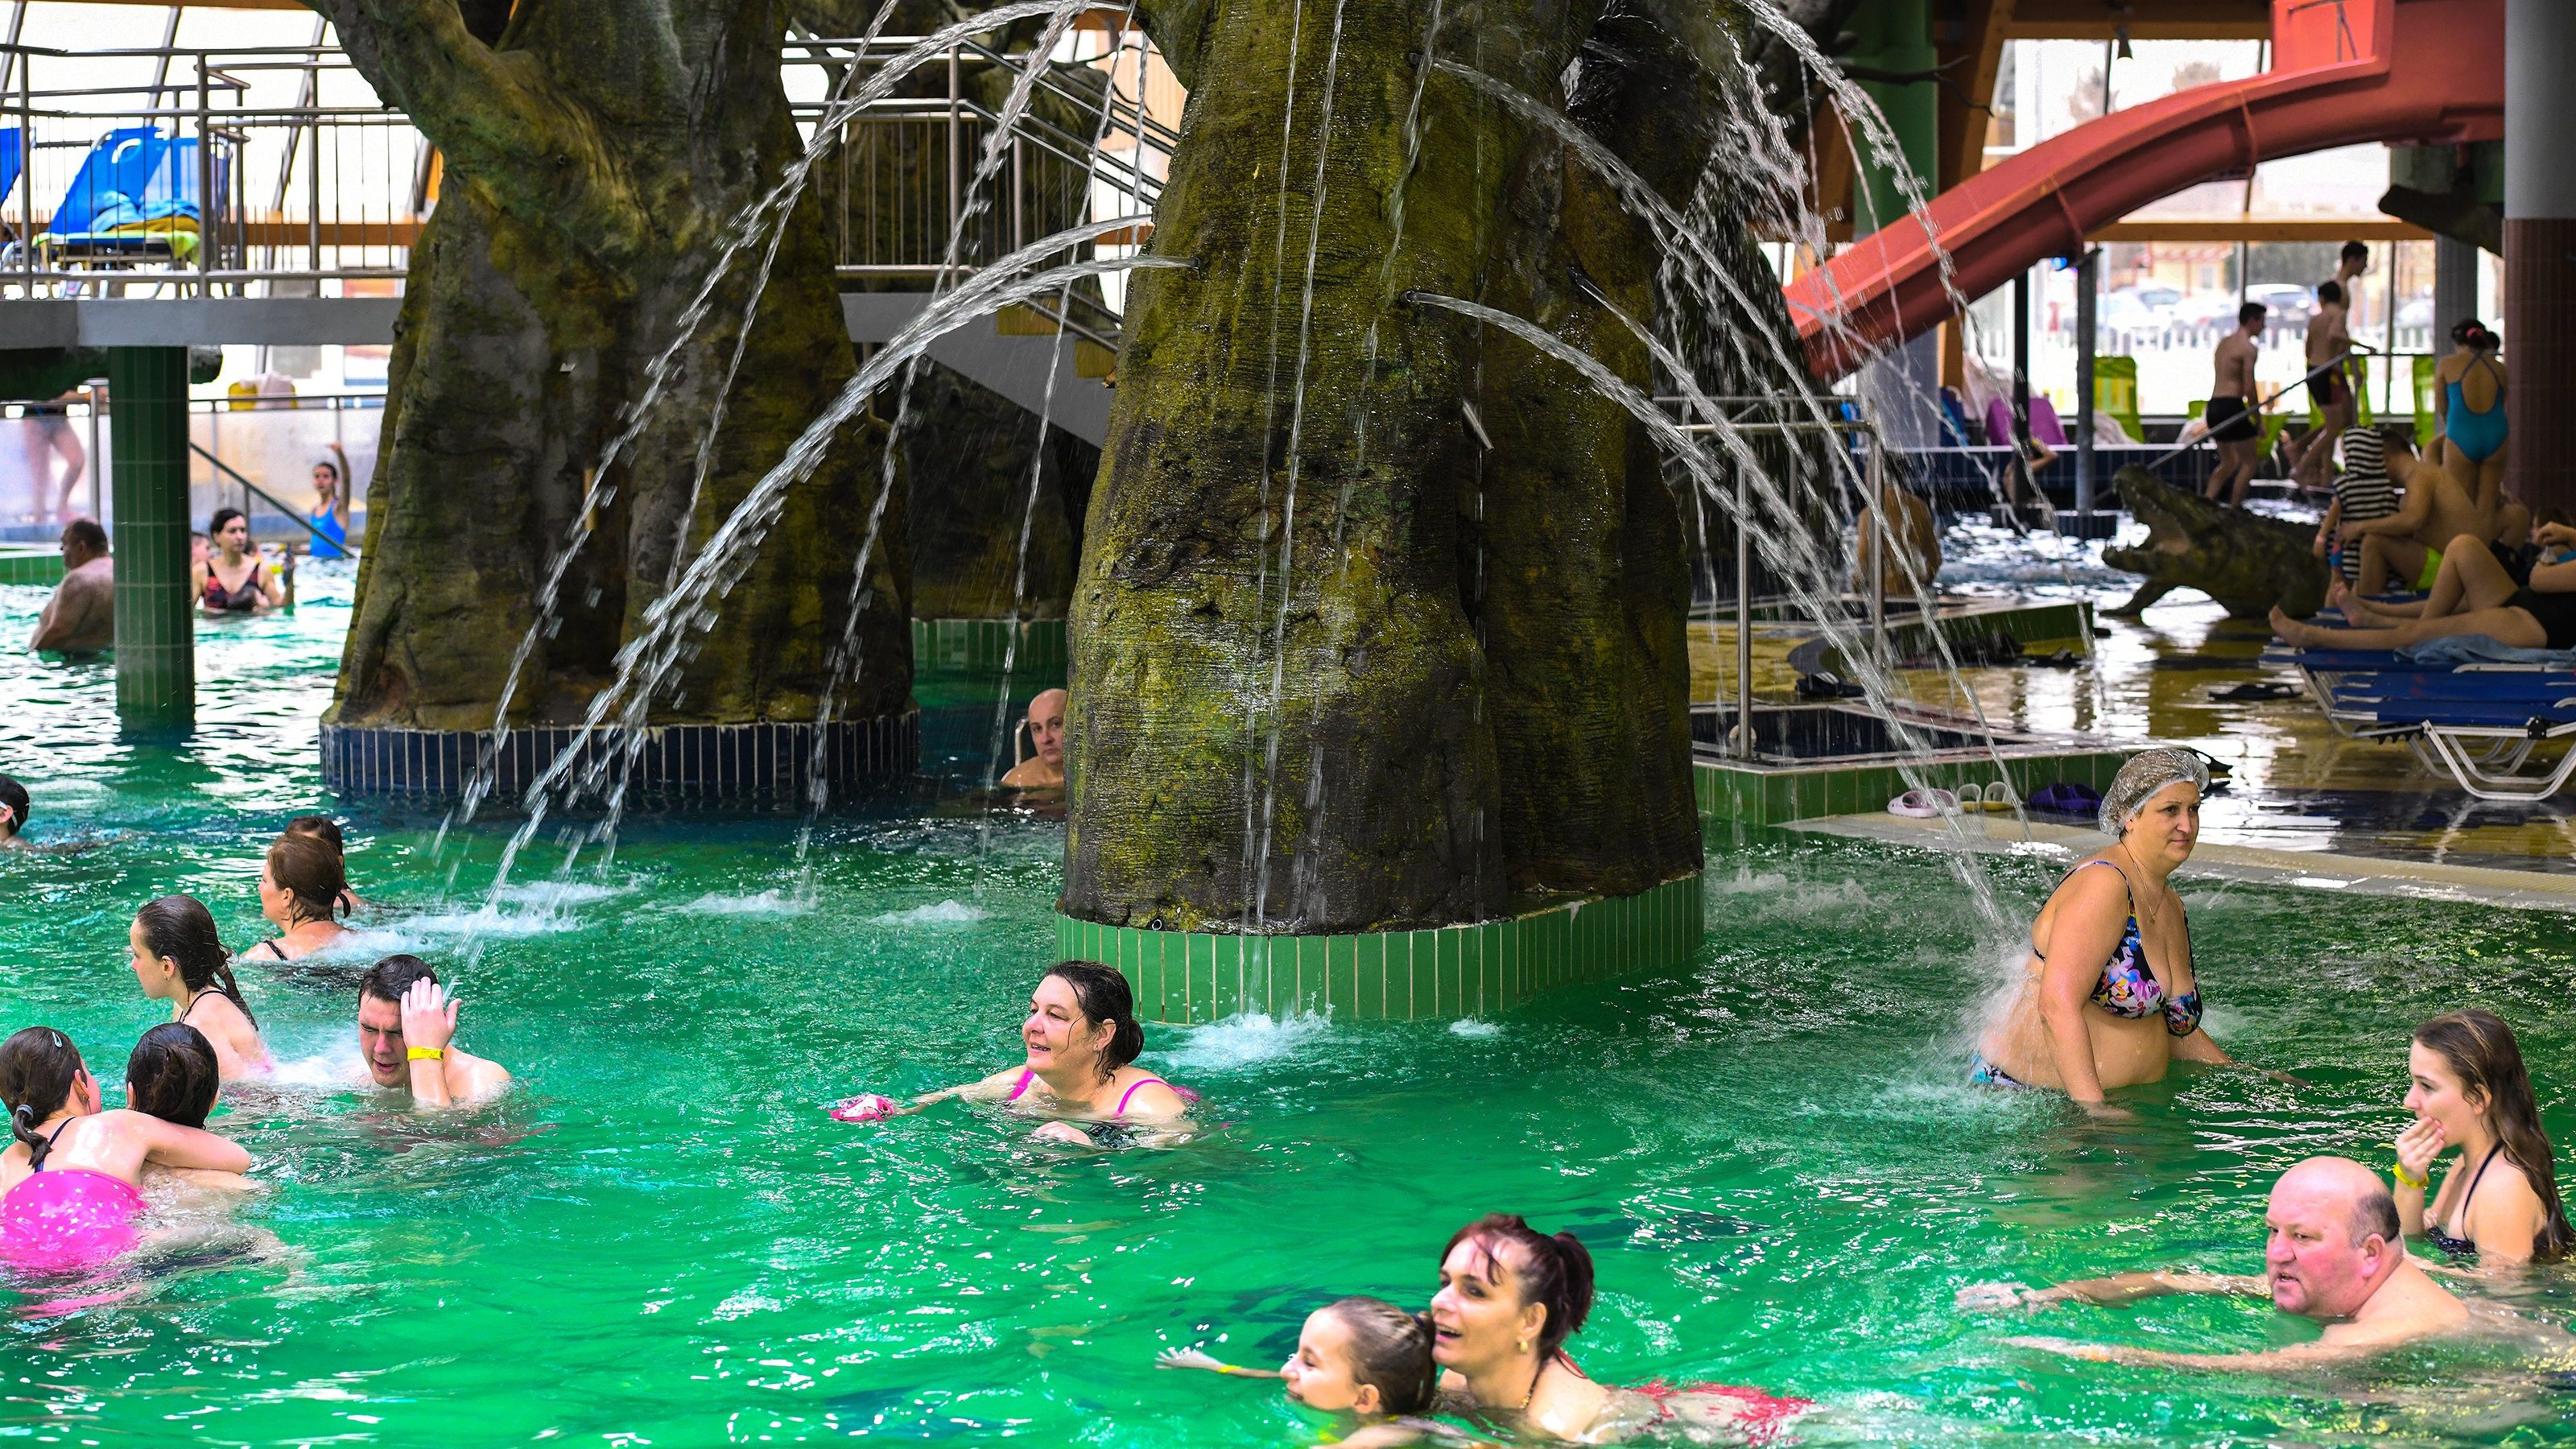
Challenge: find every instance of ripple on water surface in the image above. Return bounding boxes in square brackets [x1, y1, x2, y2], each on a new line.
[6, 575, 2576, 1445]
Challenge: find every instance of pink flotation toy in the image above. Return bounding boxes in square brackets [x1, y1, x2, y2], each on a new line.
[828, 1093, 902, 1123]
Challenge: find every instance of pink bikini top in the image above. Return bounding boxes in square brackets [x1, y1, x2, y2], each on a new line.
[1004, 1068, 1192, 1116]
[1, 1135, 145, 1274]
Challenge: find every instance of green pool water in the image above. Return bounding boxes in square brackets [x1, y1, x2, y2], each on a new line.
[6, 572, 2576, 1447]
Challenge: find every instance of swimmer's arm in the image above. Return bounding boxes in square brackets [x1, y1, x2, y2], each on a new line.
[149, 1166, 262, 1193]
[1153, 1348, 1282, 1378]
[914, 1066, 1031, 1108]
[120, 1112, 252, 1174]
[1983, 1269, 2260, 1309]
[1118, 1081, 1191, 1122]
[2004, 1335, 2368, 1371]
[2170, 1029, 2233, 1066]
[2527, 556, 2576, 596]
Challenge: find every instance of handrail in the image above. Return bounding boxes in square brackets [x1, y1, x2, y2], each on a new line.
[188, 440, 344, 551]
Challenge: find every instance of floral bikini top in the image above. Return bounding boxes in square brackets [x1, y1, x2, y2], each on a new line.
[2037, 860, 2203, 1038]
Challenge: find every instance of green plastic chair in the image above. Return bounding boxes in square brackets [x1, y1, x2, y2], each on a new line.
[2092, 356, 2143, 443]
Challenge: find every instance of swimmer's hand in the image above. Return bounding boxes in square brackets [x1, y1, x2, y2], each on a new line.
[2396, 1117, 2446, 1187]
[828, 1093, 906, 1124]
[2077, 1100, 2138, 1124]
[1029, 1120, 1092, 1146]
[1956, 1282, 2062, 1312]
[2003, 1335, 2128, 1364]
[1155, 1348, 1231, 1374]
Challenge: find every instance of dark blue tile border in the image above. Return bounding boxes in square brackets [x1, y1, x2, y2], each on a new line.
[320, 709, 923, 802]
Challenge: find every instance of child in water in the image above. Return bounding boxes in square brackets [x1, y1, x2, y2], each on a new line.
[1159, 1296, 1437, 1435]
[125, 1024, 257, 1194]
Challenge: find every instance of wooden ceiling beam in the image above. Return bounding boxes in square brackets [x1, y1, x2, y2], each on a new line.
[2004, 0, 2269, 39]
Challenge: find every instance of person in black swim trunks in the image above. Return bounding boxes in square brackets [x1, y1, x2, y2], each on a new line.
[2202, 303, 2266, 506]
[2394, 1009, 2573, 1265]
[2281, 516, 2576, 652]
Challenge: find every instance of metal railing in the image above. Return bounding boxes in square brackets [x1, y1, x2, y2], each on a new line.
[0, 28, 1174, 341]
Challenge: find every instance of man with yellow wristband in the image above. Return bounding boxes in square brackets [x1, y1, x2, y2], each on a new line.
[355, 955, 513, 1109]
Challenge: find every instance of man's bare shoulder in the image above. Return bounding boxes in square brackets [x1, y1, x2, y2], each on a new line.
[449, 1050, 512, 1102]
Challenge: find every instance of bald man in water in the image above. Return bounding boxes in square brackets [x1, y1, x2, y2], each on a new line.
[1958, 1157, 2467, 1369]
[1001, 688, 1067, 790]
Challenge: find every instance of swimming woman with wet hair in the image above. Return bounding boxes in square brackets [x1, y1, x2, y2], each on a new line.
[2393, 1009, 2574, 1264]
[130, 895, 269, 1079]
[285, 814, 364, 914]
[247, 831, 351, 961]
[0, 1027, 250, 1270]
[1426, 1213, 1808, 1443]
[1974, 748, 2252, 1110]
[834, 961, 1190, 1141]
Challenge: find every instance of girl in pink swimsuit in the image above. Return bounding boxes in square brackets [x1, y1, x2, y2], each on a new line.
[832, 961, 1193, 1142]
[0, 1027, 251, 1274]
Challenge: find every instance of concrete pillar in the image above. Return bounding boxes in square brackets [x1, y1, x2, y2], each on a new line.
[106, 347, 193, 726]
[2505, 0, 2576, 511]
[2434, 236, 2479, 339]
[1851, 0, 1942, 447]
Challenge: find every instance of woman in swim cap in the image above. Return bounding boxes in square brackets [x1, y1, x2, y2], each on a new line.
[0, 1027, 251, 1272]
[1975, 748, 2243, 1108]
[840, 961, 1189, 1142]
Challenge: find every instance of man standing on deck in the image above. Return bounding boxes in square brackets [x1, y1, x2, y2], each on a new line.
[27, 518, 111, 654]
[1958, 1157, 2469, 1370]
[2202, 302, 2266, 506]
[355, 955, 512, 1109]
[2290, 241, 2369, 489]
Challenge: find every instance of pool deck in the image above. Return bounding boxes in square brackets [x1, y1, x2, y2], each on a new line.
[1788, 809, 2576, 913]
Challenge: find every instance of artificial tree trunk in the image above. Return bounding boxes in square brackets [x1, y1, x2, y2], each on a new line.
[1065, 0, 1605, 934]
[311, 0, 910, 732]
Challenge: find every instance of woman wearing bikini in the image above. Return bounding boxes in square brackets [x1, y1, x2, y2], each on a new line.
[843, 961, 1189, 1143]
[2394, 1009, 2573, 1265]
[244, 832, 351, 963]
[193, 507, 292, 617]
[1974, 749, 2245, 1112]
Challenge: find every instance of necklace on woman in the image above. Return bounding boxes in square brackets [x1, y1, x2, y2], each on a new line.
[2116, 844, 2165, 929]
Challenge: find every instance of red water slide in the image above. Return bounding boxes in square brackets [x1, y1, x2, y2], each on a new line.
[1784, 0, 2502, 381]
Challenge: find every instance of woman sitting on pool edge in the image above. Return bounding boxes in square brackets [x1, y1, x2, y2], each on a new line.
[835, 961, 1189, 1142]
[2394, 1009, 2574, 1265]
[245, 831, 352, 962]
[1974, 748, 2244, 1108]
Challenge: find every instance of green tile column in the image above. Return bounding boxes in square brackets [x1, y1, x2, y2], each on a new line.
[107, 347, 193, 726]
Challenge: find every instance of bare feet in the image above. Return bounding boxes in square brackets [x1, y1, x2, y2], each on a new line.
[2268, 605, 2319, 646]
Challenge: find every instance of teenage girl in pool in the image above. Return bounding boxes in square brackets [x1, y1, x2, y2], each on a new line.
[2393, 1009, 2574, 1265]
[126, 1024, 258, 1195]
[195, 508, 291, 616]
[129, 895, 270, 1080]
[837, 961, 1189, 1141]
[0, 1027, 251, 1272]
[286, 814, 365, 914]
[308, 445, 352, 559]
[1974, 749, 2245, 1108]
[1158, 1296, 1439, 1438]
[246, 832, 352, 963]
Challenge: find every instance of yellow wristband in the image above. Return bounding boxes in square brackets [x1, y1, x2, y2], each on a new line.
[2394, 1162, 2427, 1190]
[407, 1046, 444, 1061]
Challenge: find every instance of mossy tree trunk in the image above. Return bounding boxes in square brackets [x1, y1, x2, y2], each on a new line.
[1065, 0, 1608, 934]
[310, 0, 910, 731]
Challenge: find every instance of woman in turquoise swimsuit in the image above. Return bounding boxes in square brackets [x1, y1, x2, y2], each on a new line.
[2435, 320, 2508, 512]
[1975, 749, 2242, 1109]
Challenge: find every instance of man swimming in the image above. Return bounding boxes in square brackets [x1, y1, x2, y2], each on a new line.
[1958, 1157, 2467, 1369]
[1000, 687, 1067, 790]
[355, 956, 511, 1109]
[29, 518, 112, 654]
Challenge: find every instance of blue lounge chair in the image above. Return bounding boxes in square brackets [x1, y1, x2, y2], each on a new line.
[37, 126, 218, 267]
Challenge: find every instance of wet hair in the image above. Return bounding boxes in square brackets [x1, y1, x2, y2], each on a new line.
[284, 814, 345, 851]
[265, 832, 347, 927]
[359, 953, 436, 1007]
[0, 1027, 85, 1170]
[1042, 960, 1144, 1076]
[126, 1024, 220, 1129]
[1320, 1296, 1437, 1415]
[208, 506, 246, 537]
[2350, 1177, 2402, 1246]
[2238, 301, 2267, 326]
[60, 518, 106, 554]
[2413, 1010, 2575, 1260]
[134, 894, 256, 1027]
[2341, 240, 2370, 263]
[0, 774, 25, 836]
[2453, 318, 2500, 351]
[1443, 1213, 1597, 1364]
[2317, 280, 2344, 307]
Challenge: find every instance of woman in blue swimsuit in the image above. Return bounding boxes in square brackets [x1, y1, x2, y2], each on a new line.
[2392, 1009, 2571, 1264]
[1975, 749, 2243, 1108]
[2435, 319, 2508, 511]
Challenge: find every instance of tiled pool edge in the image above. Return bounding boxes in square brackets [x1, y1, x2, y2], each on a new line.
[320, 709, 920, 799]
[1695, 746, 2132, 825]
[1056, 871, 1705, 1025]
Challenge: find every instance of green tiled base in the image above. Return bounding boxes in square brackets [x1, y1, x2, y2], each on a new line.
[1055, 872, 1706, 1024]
[912, 617, 1067, 672]
[0, 547, 62, 586]
[1695, 746, 2132, 826]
